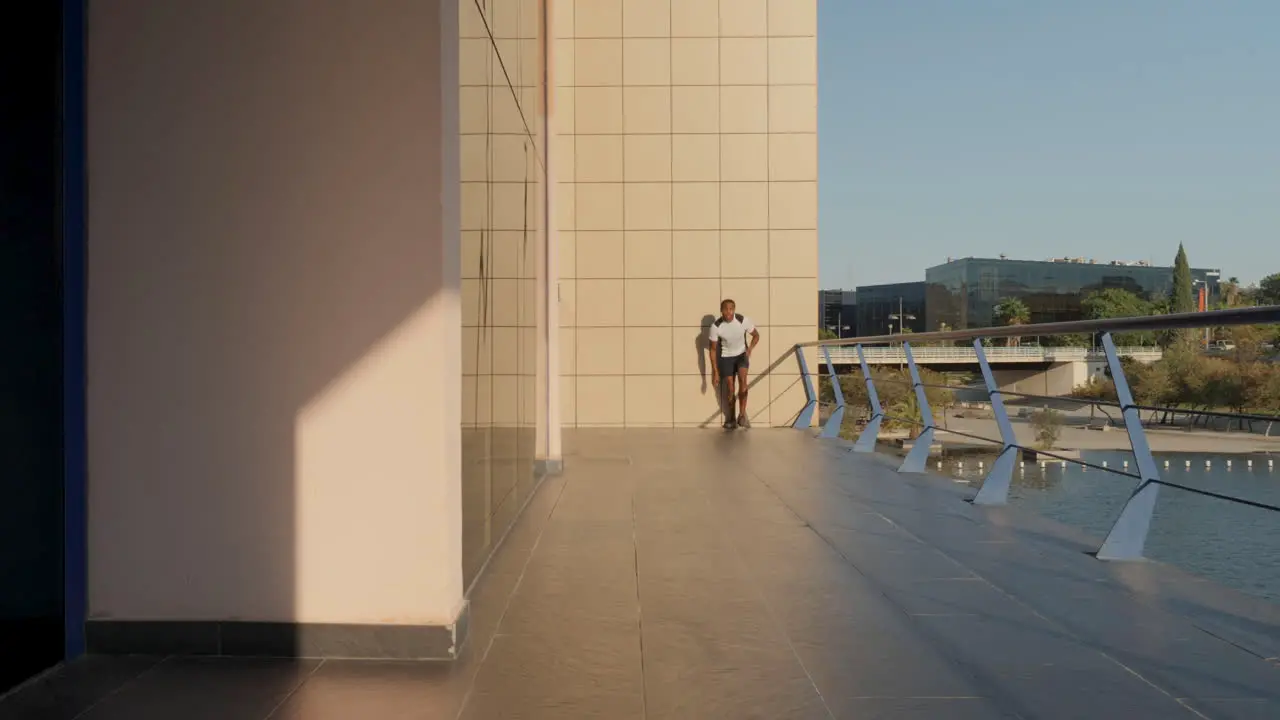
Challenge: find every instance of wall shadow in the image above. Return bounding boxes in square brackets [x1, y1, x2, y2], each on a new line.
[696, 314, 716, 395]
[696, 348, 805, 428]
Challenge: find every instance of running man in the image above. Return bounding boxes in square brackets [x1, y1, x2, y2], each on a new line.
[709, 299, 761, 429]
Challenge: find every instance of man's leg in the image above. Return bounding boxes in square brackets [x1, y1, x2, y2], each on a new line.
[736, 363, 751, 427]
[723, 373, 737, 427]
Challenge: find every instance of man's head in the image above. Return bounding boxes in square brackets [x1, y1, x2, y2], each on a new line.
[720, 298, 736, 322]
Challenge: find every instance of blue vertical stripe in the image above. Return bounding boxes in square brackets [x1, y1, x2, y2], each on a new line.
[62, 0, 87, 661]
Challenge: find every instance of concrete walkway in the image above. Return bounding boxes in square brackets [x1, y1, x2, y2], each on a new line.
[3, 430, 1277, 719]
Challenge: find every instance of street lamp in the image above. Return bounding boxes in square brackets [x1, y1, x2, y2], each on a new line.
[889, 297, 916, 370]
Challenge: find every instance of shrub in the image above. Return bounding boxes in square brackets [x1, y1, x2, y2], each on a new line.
[1029, 408, 1064, 450]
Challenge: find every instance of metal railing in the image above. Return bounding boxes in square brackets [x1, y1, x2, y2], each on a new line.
[788, 306, 1280, 561]
[823, 345, 1163, 364]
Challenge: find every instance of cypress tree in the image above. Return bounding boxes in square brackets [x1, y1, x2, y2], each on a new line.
[1171, 244, 1195, 313]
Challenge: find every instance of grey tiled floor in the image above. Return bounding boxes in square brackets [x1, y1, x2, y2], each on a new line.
[3, 429, 1277, 719]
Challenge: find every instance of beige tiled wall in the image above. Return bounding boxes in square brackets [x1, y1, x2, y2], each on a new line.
[460, 0, 545, 585]
[554, 0, 818, 427]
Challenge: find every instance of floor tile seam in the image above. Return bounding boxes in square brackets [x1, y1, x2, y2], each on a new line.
[261, 658, 326, 720]
[838, 495, 1217, 718]
[742, 464, 1210, 716]
[700, 470, 837, 720]
[452, 470, 573, 720]
[840, 474, 1280, 664]
[841, 473, 1280, 691]
[68, 655, 176, 720]
[630, 494, 650, 720]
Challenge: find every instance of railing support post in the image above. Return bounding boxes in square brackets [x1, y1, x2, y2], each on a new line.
[792, 344, 818, 430]
[819, 346, 845, 439]
[1096, 332, 1162, 561]
[971, 339, 1018, 505]
[852, 344, 882, 453]
[898, 342, 936, 473]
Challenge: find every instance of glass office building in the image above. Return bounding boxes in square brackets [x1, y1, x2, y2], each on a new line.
[925, 257, 1221, 331]
[819, 290, 857, 337]
[855, 282, 927, 336]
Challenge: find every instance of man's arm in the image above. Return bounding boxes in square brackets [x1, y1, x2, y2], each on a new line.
[744, 318, 760, 357]
[709, 340, 720, 381]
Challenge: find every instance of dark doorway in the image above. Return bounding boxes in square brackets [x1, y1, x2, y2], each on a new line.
[0, 0, 67, 694]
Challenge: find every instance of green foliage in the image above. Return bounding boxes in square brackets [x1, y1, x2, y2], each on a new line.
[825, 367, 956, 438]
[1029, 408, 1064, 450]
[1080, 288, 1158, 346]
[818, 328, 839, 341]
[992, 297, 1032, 347]
[1171, 244, 1195, 313]
[1258, 272, 1280, 306]
[1070, 375, 1117, 403]
[1071, 342, 1280, 424]
[1167, 244, 1196, 348]
[993, 297, 1031, 326]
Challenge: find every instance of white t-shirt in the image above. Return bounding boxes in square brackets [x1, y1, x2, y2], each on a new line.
[709, 314, 755, 357]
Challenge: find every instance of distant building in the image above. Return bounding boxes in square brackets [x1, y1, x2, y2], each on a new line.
[819, 290, 857, 338]
[926, 257, 1221, 330]
[855, 282, 927, 335]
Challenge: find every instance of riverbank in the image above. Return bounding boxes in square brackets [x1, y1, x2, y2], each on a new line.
[939, 415, 1280, 453]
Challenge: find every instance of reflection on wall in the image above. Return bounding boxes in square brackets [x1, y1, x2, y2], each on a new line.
[459, 0, 545, 588]
[855, 282, 927, 336]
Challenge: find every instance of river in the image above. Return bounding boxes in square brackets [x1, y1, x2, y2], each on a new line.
[923, 448, 1280, 603]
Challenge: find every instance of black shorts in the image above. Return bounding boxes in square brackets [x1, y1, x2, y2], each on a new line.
[716, 353, 749, 379]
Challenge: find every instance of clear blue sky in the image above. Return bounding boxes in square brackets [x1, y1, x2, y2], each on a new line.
[818, 0, 1280, 289]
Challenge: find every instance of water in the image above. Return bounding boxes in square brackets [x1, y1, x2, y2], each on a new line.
[929, 448, 1280, 602]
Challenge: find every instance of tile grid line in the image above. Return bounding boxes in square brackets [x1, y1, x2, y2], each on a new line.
[67, 656, 176, 720]
[518, 33, 816, 40]
[716, 1, 723, 425]
[669, 0, 676, 430]
[451, 472, 575, 720]
[744, 443, 1210, 717]
[619, 5, 627, 427]
[570, 1, 579, 430]
[552, 82, 816, 89]
[764, 0, 772, 426]
[260, 659, 327, 720]
[695, 454, 836, 717]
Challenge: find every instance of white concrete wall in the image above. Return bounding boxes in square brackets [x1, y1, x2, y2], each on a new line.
[993, 361, 1089, 397]
[86, 0, 464, 626]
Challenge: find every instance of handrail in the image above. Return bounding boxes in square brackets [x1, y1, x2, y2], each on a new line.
[799, 305, 1280, 347]
[787, 305, 1280, 562]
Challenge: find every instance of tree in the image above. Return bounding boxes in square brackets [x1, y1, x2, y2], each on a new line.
[1029, 409, 1064, 450]
[1171, 244, 1195, 313]
[1080, 288, 1157, 346]
[993, 297, 1031, 347]
[1257, 272, 1280, 306]
[818, 328, 839, 341]
[834, 366, 955, 439]
[1220, 277, 1243, 308]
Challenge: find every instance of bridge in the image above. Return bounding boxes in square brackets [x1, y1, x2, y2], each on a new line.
[3, 309, 1278, 719]
[826, 345, 1164, 398]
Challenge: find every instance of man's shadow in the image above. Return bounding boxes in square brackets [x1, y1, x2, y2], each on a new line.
[694, 314, 727, 417]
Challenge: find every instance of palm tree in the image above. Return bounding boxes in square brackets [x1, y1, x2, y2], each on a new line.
[1221, 277, 1242, 308]
[993, 297, 1031, 347]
